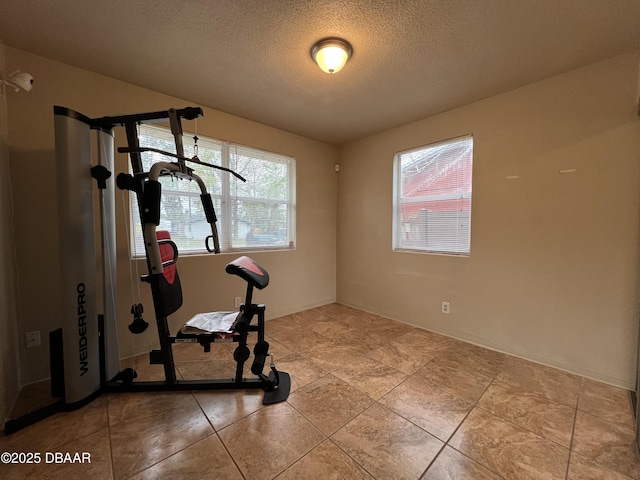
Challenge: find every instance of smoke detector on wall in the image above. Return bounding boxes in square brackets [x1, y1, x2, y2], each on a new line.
[2, 70, 34, 93]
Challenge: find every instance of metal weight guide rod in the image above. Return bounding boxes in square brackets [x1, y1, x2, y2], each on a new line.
[4, 106, 290, 434]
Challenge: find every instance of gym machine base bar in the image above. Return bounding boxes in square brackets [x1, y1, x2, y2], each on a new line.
[104, 374, 291, 405]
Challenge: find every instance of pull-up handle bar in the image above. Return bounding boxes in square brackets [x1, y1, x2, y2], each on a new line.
[117, 146, 247, 182]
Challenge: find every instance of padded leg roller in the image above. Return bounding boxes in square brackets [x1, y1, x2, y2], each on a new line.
[252, 341, 270, 375]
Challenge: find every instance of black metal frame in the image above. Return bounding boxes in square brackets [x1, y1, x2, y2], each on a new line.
[104, 301, 290, 405]
[4, 106, 290, 436]
[106, 107, 290, 404]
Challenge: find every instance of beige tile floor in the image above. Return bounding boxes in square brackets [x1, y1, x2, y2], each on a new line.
[1, 303, 639, 479]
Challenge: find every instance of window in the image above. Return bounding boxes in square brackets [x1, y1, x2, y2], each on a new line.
[130, 125, 296, 256]
[393, 135, 473, 255]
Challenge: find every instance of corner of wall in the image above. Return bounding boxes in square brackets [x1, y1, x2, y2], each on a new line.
[0, 39, 21, 426]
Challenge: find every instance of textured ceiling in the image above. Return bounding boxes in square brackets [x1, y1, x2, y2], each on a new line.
[1, 0, 639, 145]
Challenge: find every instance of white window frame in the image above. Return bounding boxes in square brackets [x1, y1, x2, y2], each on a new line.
[392, 135, 473, 256]
[130, 125, 296, 256]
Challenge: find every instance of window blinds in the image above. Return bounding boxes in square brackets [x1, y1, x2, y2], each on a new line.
[393, 135, 473, 255]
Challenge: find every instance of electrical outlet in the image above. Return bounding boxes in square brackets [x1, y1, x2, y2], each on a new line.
[25, 331, 41, 348]
[441, 302, 450, 314]
[234, 296, 242, 308]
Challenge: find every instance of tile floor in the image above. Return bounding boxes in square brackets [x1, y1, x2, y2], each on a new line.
[1, 303, 639, 479]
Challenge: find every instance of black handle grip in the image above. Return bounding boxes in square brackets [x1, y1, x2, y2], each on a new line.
[205, 234, 220, 253]
[157, 239, 179, 267]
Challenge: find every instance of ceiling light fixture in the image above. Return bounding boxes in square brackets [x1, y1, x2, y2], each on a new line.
[310, 37, 352, 74]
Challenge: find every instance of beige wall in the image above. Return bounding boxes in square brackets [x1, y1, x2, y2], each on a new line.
[6, 47, 338, 384]
[337, 53, 640, 389]
[5, 44, 640, 394]
[0, 42, 20, 424]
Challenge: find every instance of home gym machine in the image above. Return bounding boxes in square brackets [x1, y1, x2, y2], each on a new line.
[4, 106, 290, 434]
